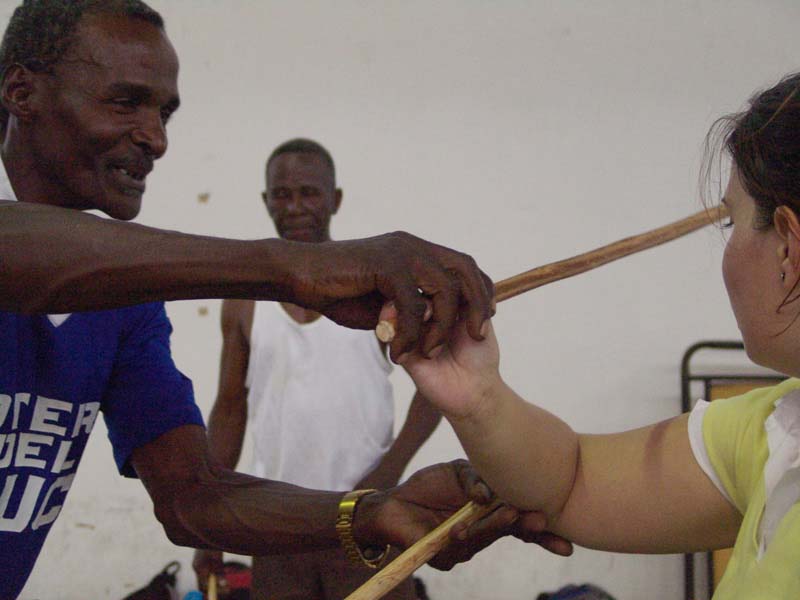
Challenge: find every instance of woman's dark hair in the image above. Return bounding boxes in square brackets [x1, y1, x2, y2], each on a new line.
[0, 0, 164, 130]
[704, 71, 800, 314]
[703, 71, 800, 229]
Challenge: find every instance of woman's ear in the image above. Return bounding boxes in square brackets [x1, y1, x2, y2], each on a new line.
[774, 205, 800, 283]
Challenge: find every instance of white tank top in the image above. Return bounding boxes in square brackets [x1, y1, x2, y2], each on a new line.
[245, 302, 395, 490]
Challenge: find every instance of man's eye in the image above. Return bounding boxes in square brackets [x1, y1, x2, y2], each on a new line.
[301, 187, 320, 197]
[112, 98, 137, 110]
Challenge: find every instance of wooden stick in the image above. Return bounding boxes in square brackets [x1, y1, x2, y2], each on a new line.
[358, 204, 727, 600]
[208, 573, 218, 600]
[344, 499, 502, 600]
[494, 204, 727, 302]
[375, 205, 727, 342]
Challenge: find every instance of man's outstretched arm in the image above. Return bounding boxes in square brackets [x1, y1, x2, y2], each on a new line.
[0, 202, 493, 360]
[0, 202, 295, 313]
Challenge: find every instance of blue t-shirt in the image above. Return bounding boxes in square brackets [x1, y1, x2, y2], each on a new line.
[0, 303, 204, 598]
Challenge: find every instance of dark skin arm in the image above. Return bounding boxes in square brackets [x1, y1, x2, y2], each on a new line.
[191, 307, 573, 588]
[193, 305, 440, 587]
[135, 425, 345, 555]
[192, 299, 252, 587]
[134, 425, 548, 569]
[203, 299, 252, 470]
[0, 201, 493, 360]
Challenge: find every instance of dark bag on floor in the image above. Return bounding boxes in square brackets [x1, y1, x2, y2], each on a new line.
[121, 561, 180, 600]
[536, 583, 616, 600]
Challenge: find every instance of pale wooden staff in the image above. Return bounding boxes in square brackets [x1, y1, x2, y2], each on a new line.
[376, 205, 727, 343]
[493, 204, 727, 302]
[208, 573, 218, 600]
[350, 204, 726, 600]
[345, 499, 503, 600]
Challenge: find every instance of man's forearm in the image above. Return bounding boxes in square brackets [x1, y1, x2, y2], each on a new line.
[134, 425, 392, 556]
[0, 203, 298, 313]
[161, 466, 348, 555]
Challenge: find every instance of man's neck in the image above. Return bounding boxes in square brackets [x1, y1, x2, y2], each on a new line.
[1, 135, 56, 206]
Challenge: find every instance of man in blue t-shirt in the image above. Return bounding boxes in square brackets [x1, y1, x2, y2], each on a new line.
[0, 1, 571, 598]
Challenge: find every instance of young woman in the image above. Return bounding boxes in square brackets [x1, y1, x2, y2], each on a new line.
[401, 72, 800, 598]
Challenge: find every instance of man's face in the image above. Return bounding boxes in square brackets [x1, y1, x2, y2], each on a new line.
[263, 152, 341, 243]
[26, 13, 180, 220]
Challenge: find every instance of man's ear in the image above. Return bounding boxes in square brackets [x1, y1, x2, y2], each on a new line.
[332, 188, 343, 214]
[261, 190, 277, 219]
[774, 205, 800, 281]
[1, 64, 39, 124]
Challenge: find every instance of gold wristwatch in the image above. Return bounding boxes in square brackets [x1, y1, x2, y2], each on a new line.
[335, 489, 390, 569]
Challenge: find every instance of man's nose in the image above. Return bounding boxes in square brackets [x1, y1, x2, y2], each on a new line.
[286, 190, 304, 212]
[130, 109, 168, 159]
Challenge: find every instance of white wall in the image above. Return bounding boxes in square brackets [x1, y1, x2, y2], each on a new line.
[15, 1, 800, 598]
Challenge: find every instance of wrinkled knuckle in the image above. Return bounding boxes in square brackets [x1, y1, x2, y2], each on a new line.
[445, 271, 462, 294]
[408, 298, 428, 318]
[450, 252, 476, 272]
[390, 230, 412, 245]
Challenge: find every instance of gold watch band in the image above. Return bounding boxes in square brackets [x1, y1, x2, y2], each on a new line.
[335, 489, 390, 569]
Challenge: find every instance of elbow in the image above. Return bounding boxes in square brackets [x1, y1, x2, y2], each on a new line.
[152, 495, 203, 547]
[150, 473, 223, 548]
[149, 462, 233, 549]
[547, 434, 584, 529]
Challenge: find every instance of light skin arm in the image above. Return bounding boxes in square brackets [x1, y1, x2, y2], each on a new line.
[402, 320, 742, 554]
[0, 201, 493, 360]
[356, 390, 442, 490]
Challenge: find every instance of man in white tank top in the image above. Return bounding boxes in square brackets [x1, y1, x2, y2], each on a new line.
[193, 139, 440, 599]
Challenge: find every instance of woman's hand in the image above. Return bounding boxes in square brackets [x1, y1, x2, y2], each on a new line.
[399, 314, 503, 421]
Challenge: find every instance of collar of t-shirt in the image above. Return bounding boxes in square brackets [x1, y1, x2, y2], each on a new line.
[758, 389, 800, 558]
[0, 154, 16, 201]
[0, 155, 72, 326]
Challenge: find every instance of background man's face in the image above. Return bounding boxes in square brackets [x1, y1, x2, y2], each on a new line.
[264, 152, 341, 243]
[27, 13, 180, 220]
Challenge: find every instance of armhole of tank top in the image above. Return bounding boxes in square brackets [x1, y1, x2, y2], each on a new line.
[244, 301, 262, 389]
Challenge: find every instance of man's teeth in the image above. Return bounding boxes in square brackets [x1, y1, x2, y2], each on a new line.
[117, 167, 143, 181]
